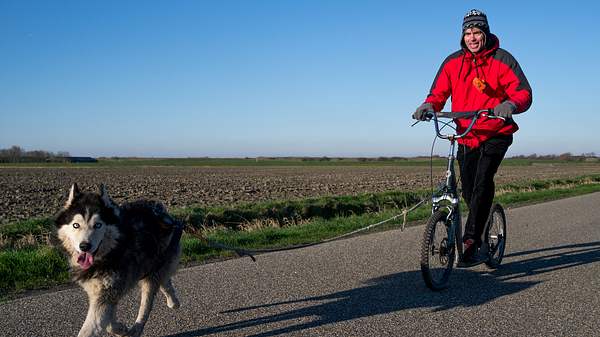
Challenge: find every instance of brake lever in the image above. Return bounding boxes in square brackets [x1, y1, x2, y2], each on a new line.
[411, 116, 433, 127]
[481, 112, 506, 122]
[411, 109, 438, 127]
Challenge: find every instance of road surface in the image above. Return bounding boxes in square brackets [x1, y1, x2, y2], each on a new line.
[2, 192, 600, 336]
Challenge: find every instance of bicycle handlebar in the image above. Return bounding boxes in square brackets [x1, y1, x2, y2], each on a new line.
[421, 109, 505, 140]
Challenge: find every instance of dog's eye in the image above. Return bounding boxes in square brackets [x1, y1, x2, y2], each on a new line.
[72, 223, 80, 229]
[94, 223, 103, 229]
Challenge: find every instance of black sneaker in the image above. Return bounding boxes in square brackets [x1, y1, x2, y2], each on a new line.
[458, 240, 488, 268]
[477, 243, 490, 259]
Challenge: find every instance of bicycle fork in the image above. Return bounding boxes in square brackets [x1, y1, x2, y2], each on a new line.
[431, 138, 464, 261]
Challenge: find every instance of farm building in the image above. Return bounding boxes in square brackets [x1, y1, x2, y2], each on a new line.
[65, 157, 98, 163]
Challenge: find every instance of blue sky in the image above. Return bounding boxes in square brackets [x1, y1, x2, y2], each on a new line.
[1, 1, 598, 157]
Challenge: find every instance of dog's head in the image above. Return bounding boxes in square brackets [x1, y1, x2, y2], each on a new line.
[55, 183, 121, 270]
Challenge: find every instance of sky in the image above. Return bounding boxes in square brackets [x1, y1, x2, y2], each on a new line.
[1, 1, 599, 158]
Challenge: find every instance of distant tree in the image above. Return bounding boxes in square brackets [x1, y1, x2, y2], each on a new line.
[25, 150, 50, 161]
[3, 145, 24, 162]
[558, 152, 573, 161]
[0, 146, 70, 163]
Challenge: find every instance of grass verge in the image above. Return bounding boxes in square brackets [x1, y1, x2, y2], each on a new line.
[0, 246, 69, 298]
[1, 174, 600, 301]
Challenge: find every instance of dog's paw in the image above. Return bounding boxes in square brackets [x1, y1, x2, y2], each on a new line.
[167, 296, 180, 309]
[107, 322, 128, 336]
[127, 322, 144, 337]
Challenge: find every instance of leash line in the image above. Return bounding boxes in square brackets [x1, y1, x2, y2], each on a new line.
[178, 195, 431, 262]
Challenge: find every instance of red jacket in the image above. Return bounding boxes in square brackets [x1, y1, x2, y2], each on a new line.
[424, 34, 532, 148]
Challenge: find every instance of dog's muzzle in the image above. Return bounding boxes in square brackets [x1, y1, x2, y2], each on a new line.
[76, 241, 100, 270]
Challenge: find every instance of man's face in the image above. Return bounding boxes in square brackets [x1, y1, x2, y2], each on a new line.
[463, 27, 485, 53]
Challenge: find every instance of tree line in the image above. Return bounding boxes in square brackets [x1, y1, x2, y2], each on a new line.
[0, 145, 597, 163]
[0, 146, 70, 163]
[510, 152, 598, 161]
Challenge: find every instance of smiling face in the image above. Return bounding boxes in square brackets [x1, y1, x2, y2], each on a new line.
[463, 27, 485, 53]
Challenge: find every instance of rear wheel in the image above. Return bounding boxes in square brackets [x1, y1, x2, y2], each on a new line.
[485, 204, 507, 268]
[420, 210, 455, 291]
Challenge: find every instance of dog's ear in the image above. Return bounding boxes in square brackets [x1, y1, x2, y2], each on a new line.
[64, 183, 80, 209]
[99, 184, 120, 217]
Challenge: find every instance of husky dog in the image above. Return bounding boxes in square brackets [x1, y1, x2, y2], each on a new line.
[55, 184, 182, 337]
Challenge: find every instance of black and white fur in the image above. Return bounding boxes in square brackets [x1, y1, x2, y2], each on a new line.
[55, 184, 181, 337]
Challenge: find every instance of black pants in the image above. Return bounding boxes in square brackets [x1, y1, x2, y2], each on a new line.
[457, 134, 512, 246]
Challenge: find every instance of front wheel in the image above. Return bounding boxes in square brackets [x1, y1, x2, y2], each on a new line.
[485, 204, 507, 268]
[421, 210, 455, 291]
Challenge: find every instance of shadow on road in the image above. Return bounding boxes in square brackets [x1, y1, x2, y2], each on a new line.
[165, 241, 600, 337]
[496, 241, 600, 281]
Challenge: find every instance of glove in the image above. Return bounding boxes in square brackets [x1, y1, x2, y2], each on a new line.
[494, 101, 517, 119]
[413, 102, 434, 121]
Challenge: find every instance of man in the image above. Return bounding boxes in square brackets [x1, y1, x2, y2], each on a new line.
[412, 9, 532, 265]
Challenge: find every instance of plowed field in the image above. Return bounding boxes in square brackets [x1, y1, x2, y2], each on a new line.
[2, 164, 600, 224]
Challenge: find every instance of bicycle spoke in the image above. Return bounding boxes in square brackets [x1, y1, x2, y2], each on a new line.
[485, 204, 507, 269]
[421, 210, 455, 290]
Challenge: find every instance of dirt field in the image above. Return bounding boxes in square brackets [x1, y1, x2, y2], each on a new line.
[2, 164, 600, 224]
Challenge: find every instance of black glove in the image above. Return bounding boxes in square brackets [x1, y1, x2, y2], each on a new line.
[413, 103, 433, 121]
[494, 101, 517, 119]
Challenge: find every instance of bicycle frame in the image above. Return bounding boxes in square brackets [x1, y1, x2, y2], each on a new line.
[418, 108, 508, 288]
[425, 109, 497, 262]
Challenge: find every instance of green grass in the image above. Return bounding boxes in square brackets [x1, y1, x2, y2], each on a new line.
[2, 174, 600, 301]
[497, 181, 600, 206]
[178, 209, 427, 264]
[0, 218, 54, 237]
[170, 190, 422, 231]
[0, 246, 69, 298]
[181, 175, 600, 261]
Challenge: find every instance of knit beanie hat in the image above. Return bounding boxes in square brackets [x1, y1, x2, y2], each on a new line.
[462, 9, 490, 35]
[461, 9, 492, 50]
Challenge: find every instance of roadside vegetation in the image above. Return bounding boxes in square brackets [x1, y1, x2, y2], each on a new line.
[2, 174, 600, 301]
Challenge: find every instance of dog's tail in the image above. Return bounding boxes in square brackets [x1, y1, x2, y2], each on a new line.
[151, 212, 186, 270]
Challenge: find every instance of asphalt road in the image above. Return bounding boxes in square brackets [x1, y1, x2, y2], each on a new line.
[2, 192, 600, 337]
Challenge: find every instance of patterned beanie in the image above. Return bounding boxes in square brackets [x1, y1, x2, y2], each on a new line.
[463, 9, 489, 35]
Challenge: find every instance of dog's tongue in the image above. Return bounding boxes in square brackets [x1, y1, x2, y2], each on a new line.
[77, 252, 94, 270]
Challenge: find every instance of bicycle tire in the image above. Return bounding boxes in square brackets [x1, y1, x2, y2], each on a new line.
[485, 203, 507, 268]
[420, 210, 455, 290]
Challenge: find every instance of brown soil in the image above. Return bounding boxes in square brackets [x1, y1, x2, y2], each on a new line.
[1, 164, 599, 224]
